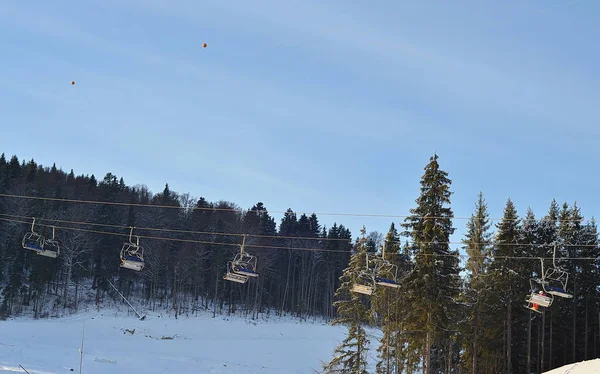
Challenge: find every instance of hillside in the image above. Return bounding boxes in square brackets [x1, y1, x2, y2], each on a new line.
[0, 308, 381, 373]
[2, 154, 600, 372]
[543, 359, 600, 373]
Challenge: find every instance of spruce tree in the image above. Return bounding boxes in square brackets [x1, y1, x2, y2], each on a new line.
[487, 198, 524, 374]
[576, 215, 599, 362]
[400, 153, 459, 374]
[322, 227, 370, 374]
[374, 222, 412, 374]
[519, 207, 539, 373]
[461, 191, 493, 373]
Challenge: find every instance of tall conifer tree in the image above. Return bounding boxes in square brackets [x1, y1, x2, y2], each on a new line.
[322, 227, 371, 374]
[400, 154, 459, 373]
[488, 198, 525, 374]
[461, 192, 493, 373]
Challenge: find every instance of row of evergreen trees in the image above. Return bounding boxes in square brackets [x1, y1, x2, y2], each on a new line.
[322, 154, 600, 373]
[1, 152, 598, 373]
[0, 153, 354, 320]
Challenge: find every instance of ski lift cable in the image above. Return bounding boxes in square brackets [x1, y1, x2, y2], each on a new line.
[1, 216, 598, 260]
[0, 211, 596, 249]
[0, 192, 593, 224]
[0, 212, 351, 242]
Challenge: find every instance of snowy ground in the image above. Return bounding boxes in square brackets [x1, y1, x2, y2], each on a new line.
[0, 309, 382, 373]
[3, 308, 596, 373]
[543, 358, 600, 373]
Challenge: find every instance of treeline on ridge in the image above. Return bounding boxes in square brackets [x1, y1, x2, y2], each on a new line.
[0, 153, 354, 321]
[1, 152, 600, 373]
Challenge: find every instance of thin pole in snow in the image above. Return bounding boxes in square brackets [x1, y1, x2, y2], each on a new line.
[106, 278, 145, 320]
[79, 322, 85, 374]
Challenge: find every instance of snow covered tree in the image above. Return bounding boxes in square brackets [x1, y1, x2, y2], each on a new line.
[322, 227, 371, 374]
[400, 153, 460, 374]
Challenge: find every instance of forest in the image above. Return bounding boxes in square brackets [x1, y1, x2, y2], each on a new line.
[0, 152, 598, 374]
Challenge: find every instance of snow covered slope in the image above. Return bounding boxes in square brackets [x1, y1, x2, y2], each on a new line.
[543, 358, 600, 373]
[0, 310, 381, 373]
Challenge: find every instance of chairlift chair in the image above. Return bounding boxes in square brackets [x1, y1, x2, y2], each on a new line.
[524, 276, 553, 313]
[541, 243, 573, 298]
[542, 267, 572, 298]
[39, 226, 60, 258]
[351, 250, 376, 295]
[223, 261, 249, 284]
[373, 241, 401, 288]
[527, 291, 552, 307]
[352, 271, 375, 295]
[231, 252, 258, 277]
[120, 227, 144, 271]
[524, 297, 544, 314]
[375, 274, 401, 288]
[525, 291, 553, 313]
[372, 260, 401, 288]
[224, 235, 258, 283]
[22, 218, 46, 253]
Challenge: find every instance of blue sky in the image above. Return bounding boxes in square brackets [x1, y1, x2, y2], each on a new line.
[1, 0, 599, 250]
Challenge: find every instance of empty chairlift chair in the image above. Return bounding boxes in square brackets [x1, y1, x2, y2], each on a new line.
[541, 243, 573, 299]
[22, 218, 59, 258]
[352, 270, 375, 295]
[22, 217, 45, 252]
[223, 261, 249, 284]
[224, 235, 259, 283]
[351, 248, 377, 296]
[352, 241, 402, 296]
[120, 227, 144, 271]
[373, 241, 401, 289]
[39, 226, 60, 258]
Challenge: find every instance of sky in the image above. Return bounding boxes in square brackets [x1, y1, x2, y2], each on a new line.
[1, 0, 599, 252]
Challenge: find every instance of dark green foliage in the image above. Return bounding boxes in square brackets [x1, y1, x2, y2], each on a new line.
[460, 192, 493, 373]
[0, 153, 352, 320]
[322, 228, 370, 374]
[2, 151, 600, 374]
[400, 153, 460, 374]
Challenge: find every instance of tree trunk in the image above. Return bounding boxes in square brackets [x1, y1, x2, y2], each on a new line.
[549, 313, 553, 370]
[446, 339, 452, 374]
[62, 254, 73, 308]
[585, 299, 589, 360]
[473, 306, 478, 374]
[537, 320, 541, 374]
[506, 304, 512, 374]
[213, 257, 219, 318]
[572, 277, 576, 362]
[527, 310, 532, 374]
[424, 310, 432, 374]
[281, 252, 292, 315]
[541, 310, 546, 372]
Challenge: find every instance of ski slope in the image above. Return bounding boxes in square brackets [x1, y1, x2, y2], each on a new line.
[3, 310, 598, 373]
[543, 358, 600, 373]
[0, 309, 381, 373]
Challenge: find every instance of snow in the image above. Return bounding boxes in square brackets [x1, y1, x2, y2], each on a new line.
[4, 307, 598, 373]
[543, 359, 600, 373]
[0, 309, 382, 373]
